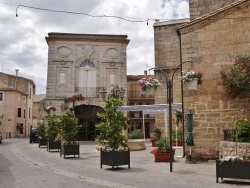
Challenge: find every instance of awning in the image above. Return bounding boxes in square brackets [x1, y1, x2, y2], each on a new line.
[117, 103, 182, 139]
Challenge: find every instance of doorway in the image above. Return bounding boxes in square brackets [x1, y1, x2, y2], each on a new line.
[74, 104, 104, 141]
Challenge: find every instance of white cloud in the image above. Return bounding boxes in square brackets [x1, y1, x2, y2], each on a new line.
[0, 0, 189, 94]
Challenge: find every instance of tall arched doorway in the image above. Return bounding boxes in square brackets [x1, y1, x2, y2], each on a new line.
[74, 104, 104, 141]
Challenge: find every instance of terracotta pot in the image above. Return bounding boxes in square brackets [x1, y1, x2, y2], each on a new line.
[154, 151, 175, 162]
[172, 141, 183, 146]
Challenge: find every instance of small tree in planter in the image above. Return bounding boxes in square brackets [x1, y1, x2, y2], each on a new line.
[151, 128, 162, 147]
[59, 109, 80, 158]
[37, 121, 48, 148]
[96, 98, 130, 170]
[150, 137, 175, 162]
[46, 113, 61, 152]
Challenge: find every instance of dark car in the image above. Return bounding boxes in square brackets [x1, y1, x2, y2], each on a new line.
[0, 131, 2, 144]
[30, 128, 38, 144]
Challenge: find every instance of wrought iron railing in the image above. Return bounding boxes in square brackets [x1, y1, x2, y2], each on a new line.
[75, 87, 100, 98]
[127, 91, 155, 99]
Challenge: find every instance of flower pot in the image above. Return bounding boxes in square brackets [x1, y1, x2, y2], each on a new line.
[153, 151, 175, 162]
[172, 141, 183, 146]
[187, 78, 198, 91]
[38, 138, 47, 148]
[60, 142, 80, 158]
[47, 140, 61, 152]
[100, 148, 130, 170]
[145, 87, 154, 94]
[216, 160, 250, 183]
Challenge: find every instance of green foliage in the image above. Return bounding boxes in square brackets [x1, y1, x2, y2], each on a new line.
[154, 128, 162, 140]
[37, 121, 47, 139]
[172, 129, 182, 141]
[221, 55, 250, 98]
[175, 111, 183, 126]
[156, 136, 170, 153]
[59, 110, 79, 145]
[46, 113, 60, 141]
[128, 129, 144, 139]
[232, 118, 250, 142]
[95, 98, 128, 150]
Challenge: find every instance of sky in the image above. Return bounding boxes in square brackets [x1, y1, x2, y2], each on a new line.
[0, 0, 189, 94]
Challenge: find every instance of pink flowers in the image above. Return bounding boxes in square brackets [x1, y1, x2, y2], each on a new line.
[138, 77, 161, 91]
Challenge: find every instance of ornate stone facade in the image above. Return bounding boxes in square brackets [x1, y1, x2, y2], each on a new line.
[45, 33, 129, 114]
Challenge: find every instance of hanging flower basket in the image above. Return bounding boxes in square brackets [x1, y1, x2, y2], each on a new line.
[138, 77, 161, 93]
[187, 78, 198, 91]
[180, 70, 202, 91]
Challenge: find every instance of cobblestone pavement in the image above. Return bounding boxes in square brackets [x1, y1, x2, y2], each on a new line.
[1, 138, 250, 188]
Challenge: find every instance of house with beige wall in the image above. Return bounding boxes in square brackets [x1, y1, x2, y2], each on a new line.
[45, 32, 129, 140]
[0, 73, 35, 138]
[154, 0, 250, 161]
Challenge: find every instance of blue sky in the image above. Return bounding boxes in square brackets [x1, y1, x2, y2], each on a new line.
[0, 0, 189, 94]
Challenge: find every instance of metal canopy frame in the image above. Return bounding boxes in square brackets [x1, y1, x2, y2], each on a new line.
[117, 103, 182, 139]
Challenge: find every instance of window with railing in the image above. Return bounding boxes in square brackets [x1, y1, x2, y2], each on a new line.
[78, 60, 96, 97]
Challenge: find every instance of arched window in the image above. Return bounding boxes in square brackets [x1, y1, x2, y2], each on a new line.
[80, 60, 95, 67]
[79, 60, 96, 97]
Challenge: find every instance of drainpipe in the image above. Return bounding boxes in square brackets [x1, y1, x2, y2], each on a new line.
[176, 29, 185, 158]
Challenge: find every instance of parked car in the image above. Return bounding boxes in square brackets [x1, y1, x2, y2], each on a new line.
[0, 131, 2, 144]
[30, 128, 38, 144]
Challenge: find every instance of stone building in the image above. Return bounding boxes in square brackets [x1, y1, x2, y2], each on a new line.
[154, 0, 250, 160]
[127, 72, 156, 138]
[0, 72, 35, 138]
[32, 94, 46, 127]
[45, 32, 129, 140]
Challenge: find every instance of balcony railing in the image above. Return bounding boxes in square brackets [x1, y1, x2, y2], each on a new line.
[127, 91, 155, 99]
[75, 87, 100, 98]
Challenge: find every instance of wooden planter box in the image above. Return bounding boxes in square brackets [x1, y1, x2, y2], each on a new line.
[38, 139, 47, 148]
[100, 148, 130, 170]
[60, 143, 80, 158]
[216, 160, 250, 183]
[47, 141, 61, 152]
[153, 151, 175, 162]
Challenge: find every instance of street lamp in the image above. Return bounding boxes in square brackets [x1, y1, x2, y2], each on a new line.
[100, 86, 125, 100]
[149, 60, 193, 172]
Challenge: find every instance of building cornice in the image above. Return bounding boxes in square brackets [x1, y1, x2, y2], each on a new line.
[45, 32, 130, 45]
[178, 0, 250, 34]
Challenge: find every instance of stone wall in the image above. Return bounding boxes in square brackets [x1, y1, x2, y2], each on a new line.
[179, 2, 250, 161]
[220, 141, 250, 157]
[154, 1, 250, 161]
[189, 0, 239, 20]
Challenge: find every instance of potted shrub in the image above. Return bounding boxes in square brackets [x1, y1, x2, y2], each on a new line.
[150, 136, 175, 162]
[96, 98, 130, 170]
[127, 129, 146, 151]
[59, 109, 80, 158]
[216, 156, 250, 183]
[151, 128, 162, 147]
[37, 121, 47, 148]
[46, 113, 61, 152]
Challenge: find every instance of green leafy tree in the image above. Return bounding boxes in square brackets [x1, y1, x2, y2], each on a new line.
[59, 110, 79, 145]
[46, 113, 60, 141]
[37, 121, 47, 139]
[96, 98, 128, 150]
